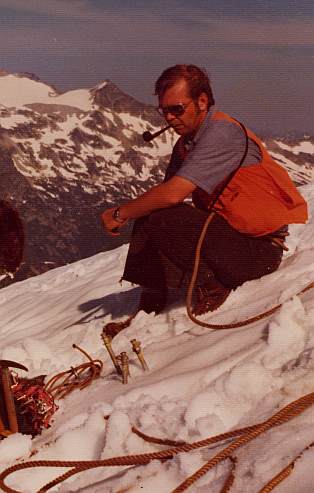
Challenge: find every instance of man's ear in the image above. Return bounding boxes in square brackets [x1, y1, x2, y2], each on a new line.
[198, 92, 209, 111]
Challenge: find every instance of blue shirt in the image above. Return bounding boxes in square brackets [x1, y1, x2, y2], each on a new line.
[165, 107, 262, 195]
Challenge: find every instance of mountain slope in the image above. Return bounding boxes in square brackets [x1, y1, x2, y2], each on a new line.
[0, 73, 176, 284]
[0, 183, 313, 492]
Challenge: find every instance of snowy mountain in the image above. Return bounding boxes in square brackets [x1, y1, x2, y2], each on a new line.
[0, 71, 313, 286]
[264, 136, 314, 186]
[0, 72, 176, 284]
[0, 183, 313, 492]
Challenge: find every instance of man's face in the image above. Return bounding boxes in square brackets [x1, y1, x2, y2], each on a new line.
[158, 79, 208, 136]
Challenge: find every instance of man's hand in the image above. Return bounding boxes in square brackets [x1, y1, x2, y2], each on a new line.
[101, 207, 127, 236]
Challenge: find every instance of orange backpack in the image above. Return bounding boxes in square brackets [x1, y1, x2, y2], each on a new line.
[192, 111, 308, 236]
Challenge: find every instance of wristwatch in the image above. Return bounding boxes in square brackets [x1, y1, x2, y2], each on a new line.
[112, 207, 125, 224]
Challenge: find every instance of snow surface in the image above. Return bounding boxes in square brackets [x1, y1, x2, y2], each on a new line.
[0, 75, 57, 108]
[275, 140, 314, 155]
[269, 150, 314, 184]
[53, 89, 93, 112]
[0, 184, 314, 492]
[0, 75, 93, 112]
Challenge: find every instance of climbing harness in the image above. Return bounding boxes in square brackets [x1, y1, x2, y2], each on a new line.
[0, 345, 102, 439]
[12, 376, 58, 436]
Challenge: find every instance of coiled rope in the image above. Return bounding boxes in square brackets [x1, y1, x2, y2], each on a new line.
[1, 391, 314, 493]
[44, 344, 103, 399]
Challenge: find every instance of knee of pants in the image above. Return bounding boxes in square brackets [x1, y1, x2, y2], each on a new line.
[145, 208, 174, 235]
[146, 204, 191, 230]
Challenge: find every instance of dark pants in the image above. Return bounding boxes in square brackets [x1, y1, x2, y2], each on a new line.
[122, 204, 283, 292]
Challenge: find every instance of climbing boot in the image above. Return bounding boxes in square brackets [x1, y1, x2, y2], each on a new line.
[192, 275, 231, 316]
[137, 287, 167, 315]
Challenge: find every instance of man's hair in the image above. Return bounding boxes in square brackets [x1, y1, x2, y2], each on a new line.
[155, 64, 215, 109]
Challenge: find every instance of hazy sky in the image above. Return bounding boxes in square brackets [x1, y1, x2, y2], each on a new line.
[0, 0, 313, 135]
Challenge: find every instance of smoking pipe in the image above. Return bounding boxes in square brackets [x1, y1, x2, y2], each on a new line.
[142, 125, 171, 142]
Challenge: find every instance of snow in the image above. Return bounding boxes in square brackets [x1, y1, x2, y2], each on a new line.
[0, 184, 314, 492]
[102, 109, 115, 123]
[0, 113, 31, 129]
[0, 75, 57, 108]
[122, 128, 134, 139]
[39, 127, 70, 146]
[119, 112, 147, 133]
[102, 135, 120, 147]
[276, 140, 314, 155]
[269, 150, 314, 183]
[0, 75, 93, 112]
[269, 150, 305, 169]
[53, 89, 93, 112]
[95, 81, 108, 91]
[121, 162, 136, 177]
[0, 434, 32, 465]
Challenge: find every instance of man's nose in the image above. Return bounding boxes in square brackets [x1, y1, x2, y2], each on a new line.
[164, 111, 176, 122]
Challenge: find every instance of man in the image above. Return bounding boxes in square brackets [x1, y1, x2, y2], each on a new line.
[101, 64, 307, 332]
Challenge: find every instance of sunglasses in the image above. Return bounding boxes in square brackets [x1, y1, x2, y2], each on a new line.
[157, 99, 193, 117]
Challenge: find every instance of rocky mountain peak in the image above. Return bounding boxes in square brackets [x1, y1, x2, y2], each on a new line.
[0, 72, 176, 286]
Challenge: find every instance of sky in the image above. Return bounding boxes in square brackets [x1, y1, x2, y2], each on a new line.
[0, 0, 313, 135]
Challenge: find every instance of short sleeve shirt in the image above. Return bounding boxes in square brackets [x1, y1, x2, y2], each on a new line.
[165, 107, 262, 195]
